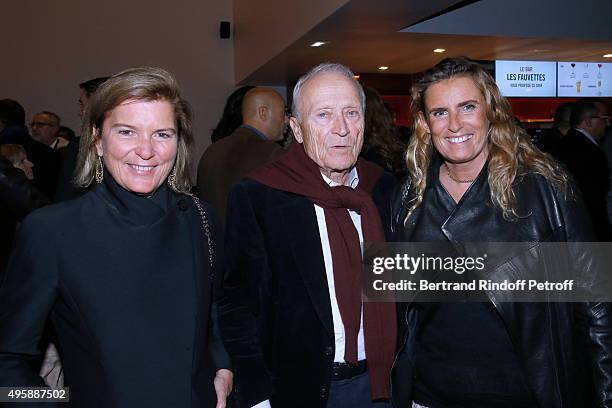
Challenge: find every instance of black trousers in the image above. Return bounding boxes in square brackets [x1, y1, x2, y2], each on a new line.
[327, 372, 391, 408]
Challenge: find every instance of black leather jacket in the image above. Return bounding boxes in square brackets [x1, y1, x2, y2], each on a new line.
[389, 162, 612, 408]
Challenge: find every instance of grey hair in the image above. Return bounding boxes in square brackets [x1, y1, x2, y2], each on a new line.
[35, 111, 61, 126]
[291, 62, 365, 121]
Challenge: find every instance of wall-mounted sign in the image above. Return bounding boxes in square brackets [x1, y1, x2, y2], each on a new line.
[558, 62, 612, 97]
[495, 60, 557, 97]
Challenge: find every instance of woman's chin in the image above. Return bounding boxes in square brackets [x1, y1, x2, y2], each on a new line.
[119, 178, 163, 195]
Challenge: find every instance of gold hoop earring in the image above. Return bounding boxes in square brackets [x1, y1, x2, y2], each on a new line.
[167, 165, 177, 190]
[95, 155, 104, 184]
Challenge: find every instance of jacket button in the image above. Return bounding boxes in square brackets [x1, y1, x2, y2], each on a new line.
[324, 346, 333, 357]
[320, 387, 328, 399]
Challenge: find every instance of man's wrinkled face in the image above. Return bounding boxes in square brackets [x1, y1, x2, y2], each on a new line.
[290, 73, 364, 181]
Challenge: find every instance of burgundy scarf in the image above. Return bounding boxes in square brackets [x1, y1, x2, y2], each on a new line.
[248, 142, 397, 399]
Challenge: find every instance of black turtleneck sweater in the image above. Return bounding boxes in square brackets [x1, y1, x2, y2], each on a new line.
[0, 174, 230, 407]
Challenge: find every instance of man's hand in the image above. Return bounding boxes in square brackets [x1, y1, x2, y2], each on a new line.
[214, 368, 234, 408]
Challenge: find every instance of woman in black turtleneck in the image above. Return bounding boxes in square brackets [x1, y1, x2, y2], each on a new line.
[0, 67, 232, 407]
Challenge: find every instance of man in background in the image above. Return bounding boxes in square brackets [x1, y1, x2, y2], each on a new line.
[197, 87, 286, 223]
[31, 111, 68, 150]
[538, 102, 574, 154]
[555, 98, 611, 240]
[55, 76, 108, 201]
[0, 99, 59, 198]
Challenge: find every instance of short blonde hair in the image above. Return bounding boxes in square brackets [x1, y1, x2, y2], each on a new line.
[0, 144, 27, 165]
[74, 67, 194, 193]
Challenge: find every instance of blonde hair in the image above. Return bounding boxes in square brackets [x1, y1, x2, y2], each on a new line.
[407, 57, 569, 220]
[74, 67, 193, 193]
[0, 144, 26, 165]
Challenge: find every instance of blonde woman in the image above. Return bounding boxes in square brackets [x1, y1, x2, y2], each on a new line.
[390, 57, 611, 408]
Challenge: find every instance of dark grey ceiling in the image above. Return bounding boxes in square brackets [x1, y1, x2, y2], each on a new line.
[239, 0, 612, 85]
[402, 0, 612, 41]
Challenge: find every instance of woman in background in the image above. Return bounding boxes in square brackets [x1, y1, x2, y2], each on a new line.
[210, 85, 255, 143]
[0, 143, 34, 180]
[361, 86, 406, 177]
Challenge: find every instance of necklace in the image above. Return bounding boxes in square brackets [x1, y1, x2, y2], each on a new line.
[444, 162, 475, 184]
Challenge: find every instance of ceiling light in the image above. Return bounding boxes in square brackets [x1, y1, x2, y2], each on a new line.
[378, 66, 389, 71]
[310, 41, 327, 47]
[604, 54, 612, 58]
[433, 48, 446, 53]
[354, 75, 361, 79]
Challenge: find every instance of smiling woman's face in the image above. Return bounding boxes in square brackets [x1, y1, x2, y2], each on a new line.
[95, 99, 178, 195]
[421, 75, 490, 172]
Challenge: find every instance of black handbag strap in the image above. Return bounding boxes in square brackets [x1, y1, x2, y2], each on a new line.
[190, 194, 215, 280]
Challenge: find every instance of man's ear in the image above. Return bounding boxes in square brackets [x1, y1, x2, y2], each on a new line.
[258, 106, 269, 122]
[93, 128, 103, 156]
[289, 117, 303, 143]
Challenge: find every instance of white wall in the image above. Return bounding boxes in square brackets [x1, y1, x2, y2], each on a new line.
[2, 0, 235, 172]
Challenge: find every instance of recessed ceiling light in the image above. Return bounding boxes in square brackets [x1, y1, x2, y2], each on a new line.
[310, 41, 327, 47]
[433, 48, 446, 53]
[378, 66, 389, 71]
[603, 54, 612, 58]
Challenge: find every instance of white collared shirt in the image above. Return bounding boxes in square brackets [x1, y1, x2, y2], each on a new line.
[315, 166, 367, 363]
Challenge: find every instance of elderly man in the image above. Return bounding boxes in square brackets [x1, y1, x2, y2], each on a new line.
[219, 63, 397, 408]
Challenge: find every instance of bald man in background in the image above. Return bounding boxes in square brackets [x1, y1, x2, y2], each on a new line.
[197, 87, 287, 224]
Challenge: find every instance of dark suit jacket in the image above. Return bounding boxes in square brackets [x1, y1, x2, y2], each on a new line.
[197, 126, 284, 224]
[554, 128, 611, 240]
[55, 137, 88, 202]
[0, 125, 60, 199]
[218, 173, 396, 408]
[536, 126, 564, 155]
[0, 176, 230, 407]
